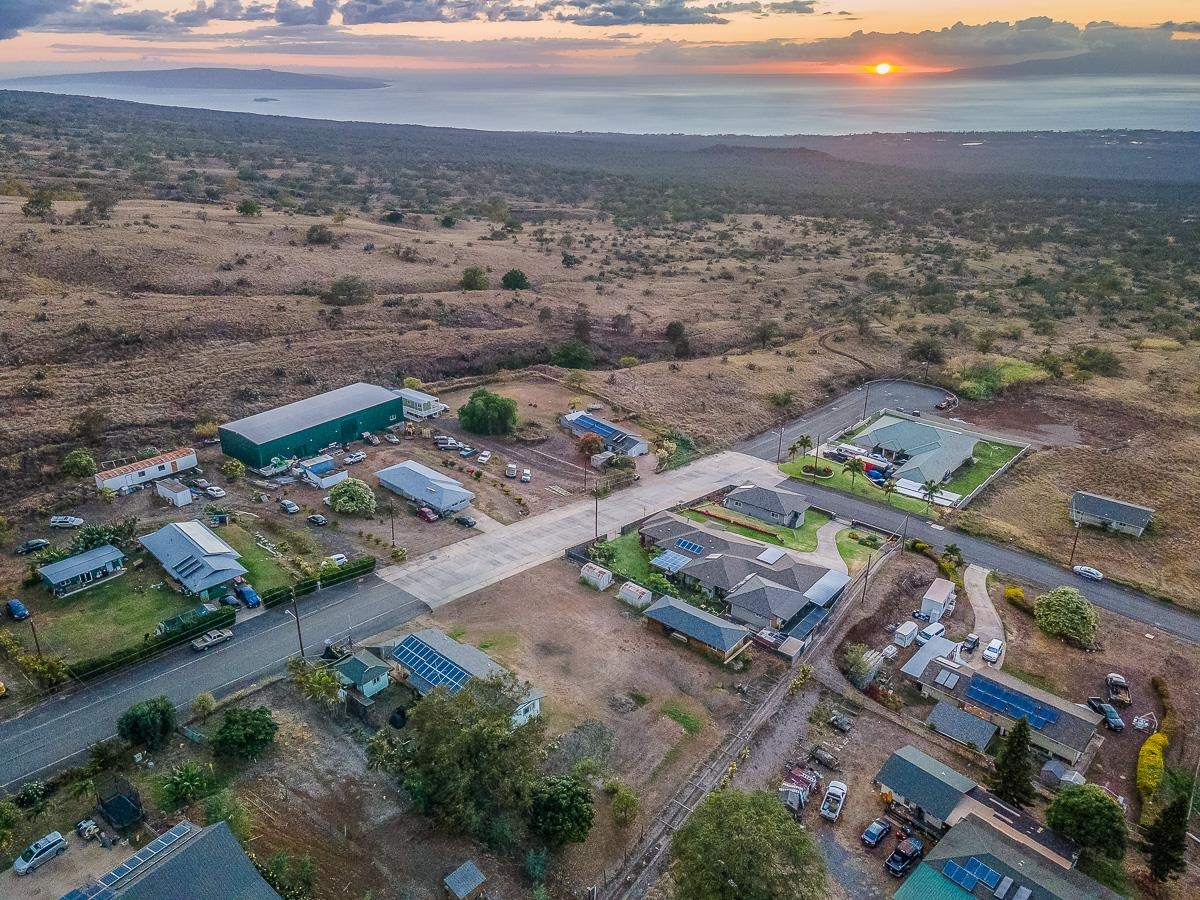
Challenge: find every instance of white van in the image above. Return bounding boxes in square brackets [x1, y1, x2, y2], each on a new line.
[915, 622, 946, 646]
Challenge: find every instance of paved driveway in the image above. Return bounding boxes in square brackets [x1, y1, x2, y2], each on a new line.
[963, 564, 1005, 669]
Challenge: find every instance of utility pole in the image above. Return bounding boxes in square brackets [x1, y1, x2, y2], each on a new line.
[594, 491, 600, 540]
[388, 501, 395, 547]
[28, 617, 42, 658]
[861, 381, 871, 421]
[860, 551, 874, 607]
[776, 426, 784, 464]
[900, 514, 909, 552]
[290, 591, 306, 659]
[1067, 522, 1082, 568]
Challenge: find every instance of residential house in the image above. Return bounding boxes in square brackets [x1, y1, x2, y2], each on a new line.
[926, 701, 999, 751]
[850, 411, 978, 484]
[332, 649, 391, 699]
[721, 483, 809, 528]
[642, 595, 750, 664]
[396, 387, 448, 421]
[910, 661, 1102, 765]
[38, 544, 126, 596]
[388, 628, 543, 726]
[894, 814, 1120, 900]
[62, 820, 280, 900]
[155, 478, 192, 508]
[94, 447, 198, 493]
[375, 460, 475, 514]
[561, 411, 650, 457]
[1069, 491, 1154, 538]
[139, 521, 248, 601]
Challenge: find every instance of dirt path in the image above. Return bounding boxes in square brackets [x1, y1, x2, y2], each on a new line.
[963, 564, 1005, 669]
[818, 328, 875, 372]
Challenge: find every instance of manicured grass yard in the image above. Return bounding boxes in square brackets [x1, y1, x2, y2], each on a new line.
[682, 503, 832, 552]
[941, 440, 1024, 496]
[603, 530, 653, 581]
[780, 460, 928, 514]
[835, 529, 884, 573]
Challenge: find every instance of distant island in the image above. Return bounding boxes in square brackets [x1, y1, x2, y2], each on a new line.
[949, 46, 1200, 78]
[253, 97, 280, 103]
[1, 67, 389, 91]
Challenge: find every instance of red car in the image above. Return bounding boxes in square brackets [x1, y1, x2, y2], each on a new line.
[417, 507, 440, 522]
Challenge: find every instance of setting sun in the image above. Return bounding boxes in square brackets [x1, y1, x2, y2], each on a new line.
[873, 62, 893, 75]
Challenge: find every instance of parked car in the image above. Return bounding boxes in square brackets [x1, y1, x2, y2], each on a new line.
[505, 463, 518, 478]
[915, 622, 946, 646]
[13, 832, 68, 875]
[190, 628, 234, 652]
[234, 582, 261, 608]
[819, 781, 847, 822]
[15, 539, 50, 555]
[586, 403, 603, 412]
[279, 499, 300, 514]
[810, 746, 840, 769]
[910, 409, 922, 417]
[322, 495, 332, 506]
[417, 507, 440, 523]
[861, 818, 893, 848]
[1087, 697, 1126, 732]
[307, 514, 328, 527]
[327, 553, 349, 566]
[49, 516, 84, 528]
[1106, 673, 1131, 706]
[828, 714, 853, 733]
[437, 440, 462, 451]
[454, 515, 477, 528]
[218, 593, 240, 608]
[6, 599, 30, 621]
[362, 432, 380, 446]
[343, 451, 366, 465]
[982, 638, 1005, 663]
[458, 446, 476, 457]
[477, 451, 493, 464]
[520, 468, 532, 483]
[204, 486, 226, 499]
[1073, 565, 1104, 581]
[962, 633, 980, 653]
[384, 433, 400, 444]
[936, 398, 953, 410]
[885, 838, 924, 876]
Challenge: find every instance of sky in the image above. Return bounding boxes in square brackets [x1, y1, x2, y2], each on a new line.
[0, 1, 1197, 77]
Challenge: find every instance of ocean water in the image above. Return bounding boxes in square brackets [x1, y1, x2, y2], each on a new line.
[7, 73, 1198, 135]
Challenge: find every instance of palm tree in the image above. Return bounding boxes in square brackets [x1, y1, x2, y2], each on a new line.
[843, 457, 866, 490]
[881, 479, 897, 506]
[303, 668, 342, 707]
[921, 479, 941, 511]
[796, 435, 814, 475]
[787, 441, 801, 463]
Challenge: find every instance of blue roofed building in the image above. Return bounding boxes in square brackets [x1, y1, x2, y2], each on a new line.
[642, 595, 750, 664]
[138, 521, 247, 601]
[38, 544, 126, 596]
[561, 410, 650, 456]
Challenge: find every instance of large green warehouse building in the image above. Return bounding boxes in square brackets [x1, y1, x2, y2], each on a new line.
[219, 382, 404, 469]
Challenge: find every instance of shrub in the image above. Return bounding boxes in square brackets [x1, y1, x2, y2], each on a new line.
[1151, 676, 1179, 738]
[118, 696, 178, 750]
[236, 199, 262, 217]
[551, 341, 594, 369]
[219, 459, 246, 481]
[610, 783, 639, 825]
[1033, 586, 1099, 645]
[306, 224, 334, 245]
[529, 776, 594, 846]
[162, 760, 213, 807]
[501, 269, 530, 290]
[1004, 585, 1025, 604]
[211, 707, 278, 761]
[328, 478, 376, 515]
[61, 447, 97, 477]
[460, 266, 489, 290]
[320, 275, 373, 306]
[618, 355, 639, 368]
[1137, 732, 1169, 799]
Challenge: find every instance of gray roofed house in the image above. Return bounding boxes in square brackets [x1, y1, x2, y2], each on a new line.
[722, 483, 809, 528]
[927, 700, 999, 750]
[900, 635, 961, 679]
[38, 544, 126, 596]
[639, 513, 758, 560]
[1069, 491, 1154, 537]
[874, 745, 977, 829]
[221, 382, 399, 446]
[907, 813, 1122, 900]
[66, 820, 281, 900]
[851, 412, 979, 484]
[139, 521, 247, 600]
[643, 596, 750, 663]
[376, 460, 475, 514]
[443, 860, 487, 900]
[726, 574, 809, 630]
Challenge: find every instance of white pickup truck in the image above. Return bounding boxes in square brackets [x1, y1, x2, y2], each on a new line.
[819, 781, 848, 822]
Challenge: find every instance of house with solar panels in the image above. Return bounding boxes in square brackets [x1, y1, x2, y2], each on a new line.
[561, 410, 650, 457]
[61, 820, 280, 900]
[912, 659, 1103, 765]
[139, 520, 248, 601]
[387, 628, 544, 726]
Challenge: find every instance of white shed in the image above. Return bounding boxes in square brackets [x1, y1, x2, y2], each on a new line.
[580, 563, 613, 590]
[617, 581, 653, 608]
[155, 478, 193, 508]
[893, 621, 919, 648]
[921, 578, 958, 624]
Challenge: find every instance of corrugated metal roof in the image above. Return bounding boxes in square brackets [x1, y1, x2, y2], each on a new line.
[444, 861, 486, 900]
[220, 383, 398, 445]
[38, 544, 125, 584]
[96, 448, 196, 481]
[1070, 491, 1154, 529]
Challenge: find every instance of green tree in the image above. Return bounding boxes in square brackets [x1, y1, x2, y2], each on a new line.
[378, 674, 546, 844]
[306, 223, 334, 245]
[988, 718, 1036, 808]
[191, 692, 216, 723]
[236, 199, 262, 217]
[1046, 784, 1126, 858]
[842, 457, 866, 489]
[920, 478, 941, 511]
[220, 459, 246, 481]
[551, 341, 594, 369]
[501, 269, 530, 290]
[906, 337, 945, 365]
[665, 321, 685, 343]
[61, 448, 97, 477]
[529, 776, 594, 846]
[671, 790, 827, 900]
[457, 388, 518, 436]
[441, 214, 456, 228]
[22, 189, 54, 220]
[752, 319, 780, 348]
[609, 781, 639, 825]
[84, 189, 117, 220]
[320, 275, 373, 306]
[162, 760, 213, 807]
[117, 696, 178, 751]
[1033, 587, 1099, 645]
[211, 707, 278, 761]
[881, 479, 898, 505]
[460, 266, 489, 290]
[328, 477, 377, 515]
[1144, 796, 1188, 882]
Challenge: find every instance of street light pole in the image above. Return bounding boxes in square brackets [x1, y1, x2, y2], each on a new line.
[290, 592, 306, 659]
[1068, 522, 1082, 568]
[776, 426, 784, 465]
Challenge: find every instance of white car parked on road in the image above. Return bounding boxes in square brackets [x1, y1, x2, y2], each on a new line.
[1072, 565, 1104, 581]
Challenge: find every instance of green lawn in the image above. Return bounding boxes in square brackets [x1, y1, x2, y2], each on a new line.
[604, 531, 652, 582]
[780, 460, 929, 514]
[220, 524, 293, 592]
[682, 504, 832, 553]
[941, 441, 1025, 496]
[835, 529, 884, 573]
[25, 552, 194, 662]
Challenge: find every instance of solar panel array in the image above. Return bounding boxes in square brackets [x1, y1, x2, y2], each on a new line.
[571, 414, 618, 440]
[963, 857, 1003, 889]
[393, 634, 471, 694]
[942, 860, 979, 892]
[651, 550, 691, 574]
[966, 675, 1060, 730]
[64, 823, 194, 899]
[934, 668, 961, 690]
[674, 538, 705, 555]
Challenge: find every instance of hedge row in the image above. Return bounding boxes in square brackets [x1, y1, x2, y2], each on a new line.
[68, 606, 237, 682]
[1152, 676, 1180, 738]
[261, 556, 377, 608]
[1136, 731, 1169, 799]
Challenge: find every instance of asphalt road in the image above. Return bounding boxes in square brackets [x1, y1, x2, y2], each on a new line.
[0, 578, 428, 788]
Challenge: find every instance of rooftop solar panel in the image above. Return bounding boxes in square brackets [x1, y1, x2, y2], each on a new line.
[675, 539, 704, 554]
[573, 415, 618, 439]
[965, 856, 1002, 888]
[943, 861, 978, 891]
[651, 550, 691, 574]
[966, 676, 1060, 730]
[394, 634, 471, 694]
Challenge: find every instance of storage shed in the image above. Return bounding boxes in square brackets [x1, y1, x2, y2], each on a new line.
[444, 861, 486, 900]
[219, 383, 404, 470]
[617, 581, 653, 608]
[156, 478, 193, 508]
[893, 621, 919, 647]
[921, 578, 957, 624]
[580, 562, 613, 590]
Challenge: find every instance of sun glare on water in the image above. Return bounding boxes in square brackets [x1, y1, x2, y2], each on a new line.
[873, 62, 893, 76]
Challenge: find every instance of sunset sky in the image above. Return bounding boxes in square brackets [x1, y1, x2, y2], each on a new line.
[1, 1, 1197, 76]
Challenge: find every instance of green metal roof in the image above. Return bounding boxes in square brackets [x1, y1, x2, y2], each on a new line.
[893, 862, 973, 900]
